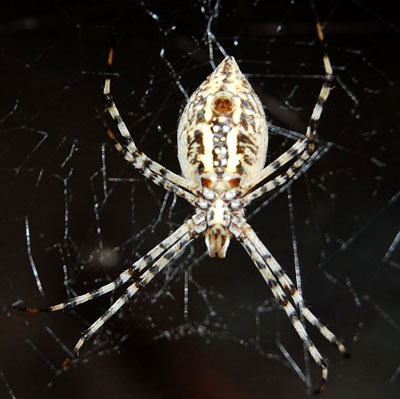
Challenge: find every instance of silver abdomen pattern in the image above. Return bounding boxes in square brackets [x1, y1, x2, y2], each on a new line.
[177, 57, 268, 193]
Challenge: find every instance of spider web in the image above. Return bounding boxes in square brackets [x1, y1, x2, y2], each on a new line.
[1, 1, 399, 398]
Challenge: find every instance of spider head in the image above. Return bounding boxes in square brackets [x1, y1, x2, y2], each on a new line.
[205, 224, 231, 258]
[204, 197, 232, 258]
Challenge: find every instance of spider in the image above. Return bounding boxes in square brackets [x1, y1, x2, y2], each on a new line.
[16, 3, 347, 393]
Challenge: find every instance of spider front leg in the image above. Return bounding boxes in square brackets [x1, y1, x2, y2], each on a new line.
[103, 34, 197, 205]
[70, 225, 195, 360]
[14, 220, 195, 314]
[15, 217, 201, 364]
[241, 224, 348, 357]
[232, 221, 347, 393]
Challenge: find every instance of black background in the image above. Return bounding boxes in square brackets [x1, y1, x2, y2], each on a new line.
[1, 1, 399, 398]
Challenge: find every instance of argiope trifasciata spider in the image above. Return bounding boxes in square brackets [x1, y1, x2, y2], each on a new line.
[16, 1, 348, 392]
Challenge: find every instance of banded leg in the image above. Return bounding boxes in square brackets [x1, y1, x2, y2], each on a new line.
[241, 148, 313, 206]
[241, 136, 308, 194]
[71, 228, 194, 358]
[241, 224, 347, 356]
[104, 35, 197, 205]
[15, 220, 195, 314]
[241, 2, 333, 204]
[106, 128, 197, 205]
[233, 222, 341, 392]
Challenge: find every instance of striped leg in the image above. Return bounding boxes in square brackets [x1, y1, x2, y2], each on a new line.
[106, 128, 197, 205]
[241, 137, 308, 194]
[241, 225, 347, 357]
[241, 148, 313, 206]
[71, 228, 194, 358]
[233, 222, 344, 393]
[14, 220, 195, 314]
[104, 38, 197, 205]
[241, 4, 333, 204]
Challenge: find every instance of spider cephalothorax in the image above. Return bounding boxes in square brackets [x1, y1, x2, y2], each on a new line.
[196, 188, 244, 258]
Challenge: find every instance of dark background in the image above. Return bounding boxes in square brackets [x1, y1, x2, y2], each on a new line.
[1, 1, 399, 398]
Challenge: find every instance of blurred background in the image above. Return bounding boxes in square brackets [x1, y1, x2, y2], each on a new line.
[1, 1, 399, 398]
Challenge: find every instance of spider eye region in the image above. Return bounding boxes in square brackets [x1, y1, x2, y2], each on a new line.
[205, 198, 232, 258]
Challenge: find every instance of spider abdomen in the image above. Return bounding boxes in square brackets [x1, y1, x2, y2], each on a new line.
[177, 57, 269, 192]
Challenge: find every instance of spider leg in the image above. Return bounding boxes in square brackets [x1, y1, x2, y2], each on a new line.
[232, 222, 345, 393]
[240, 148, 314, 206]
[240, 223, 347, 356]
[241, 6, 333, 205]
[104, 37, 197, 205]
[71, 226, 194, 358]
[241, 136, 308, 195]
[14, 220, 195, 313]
